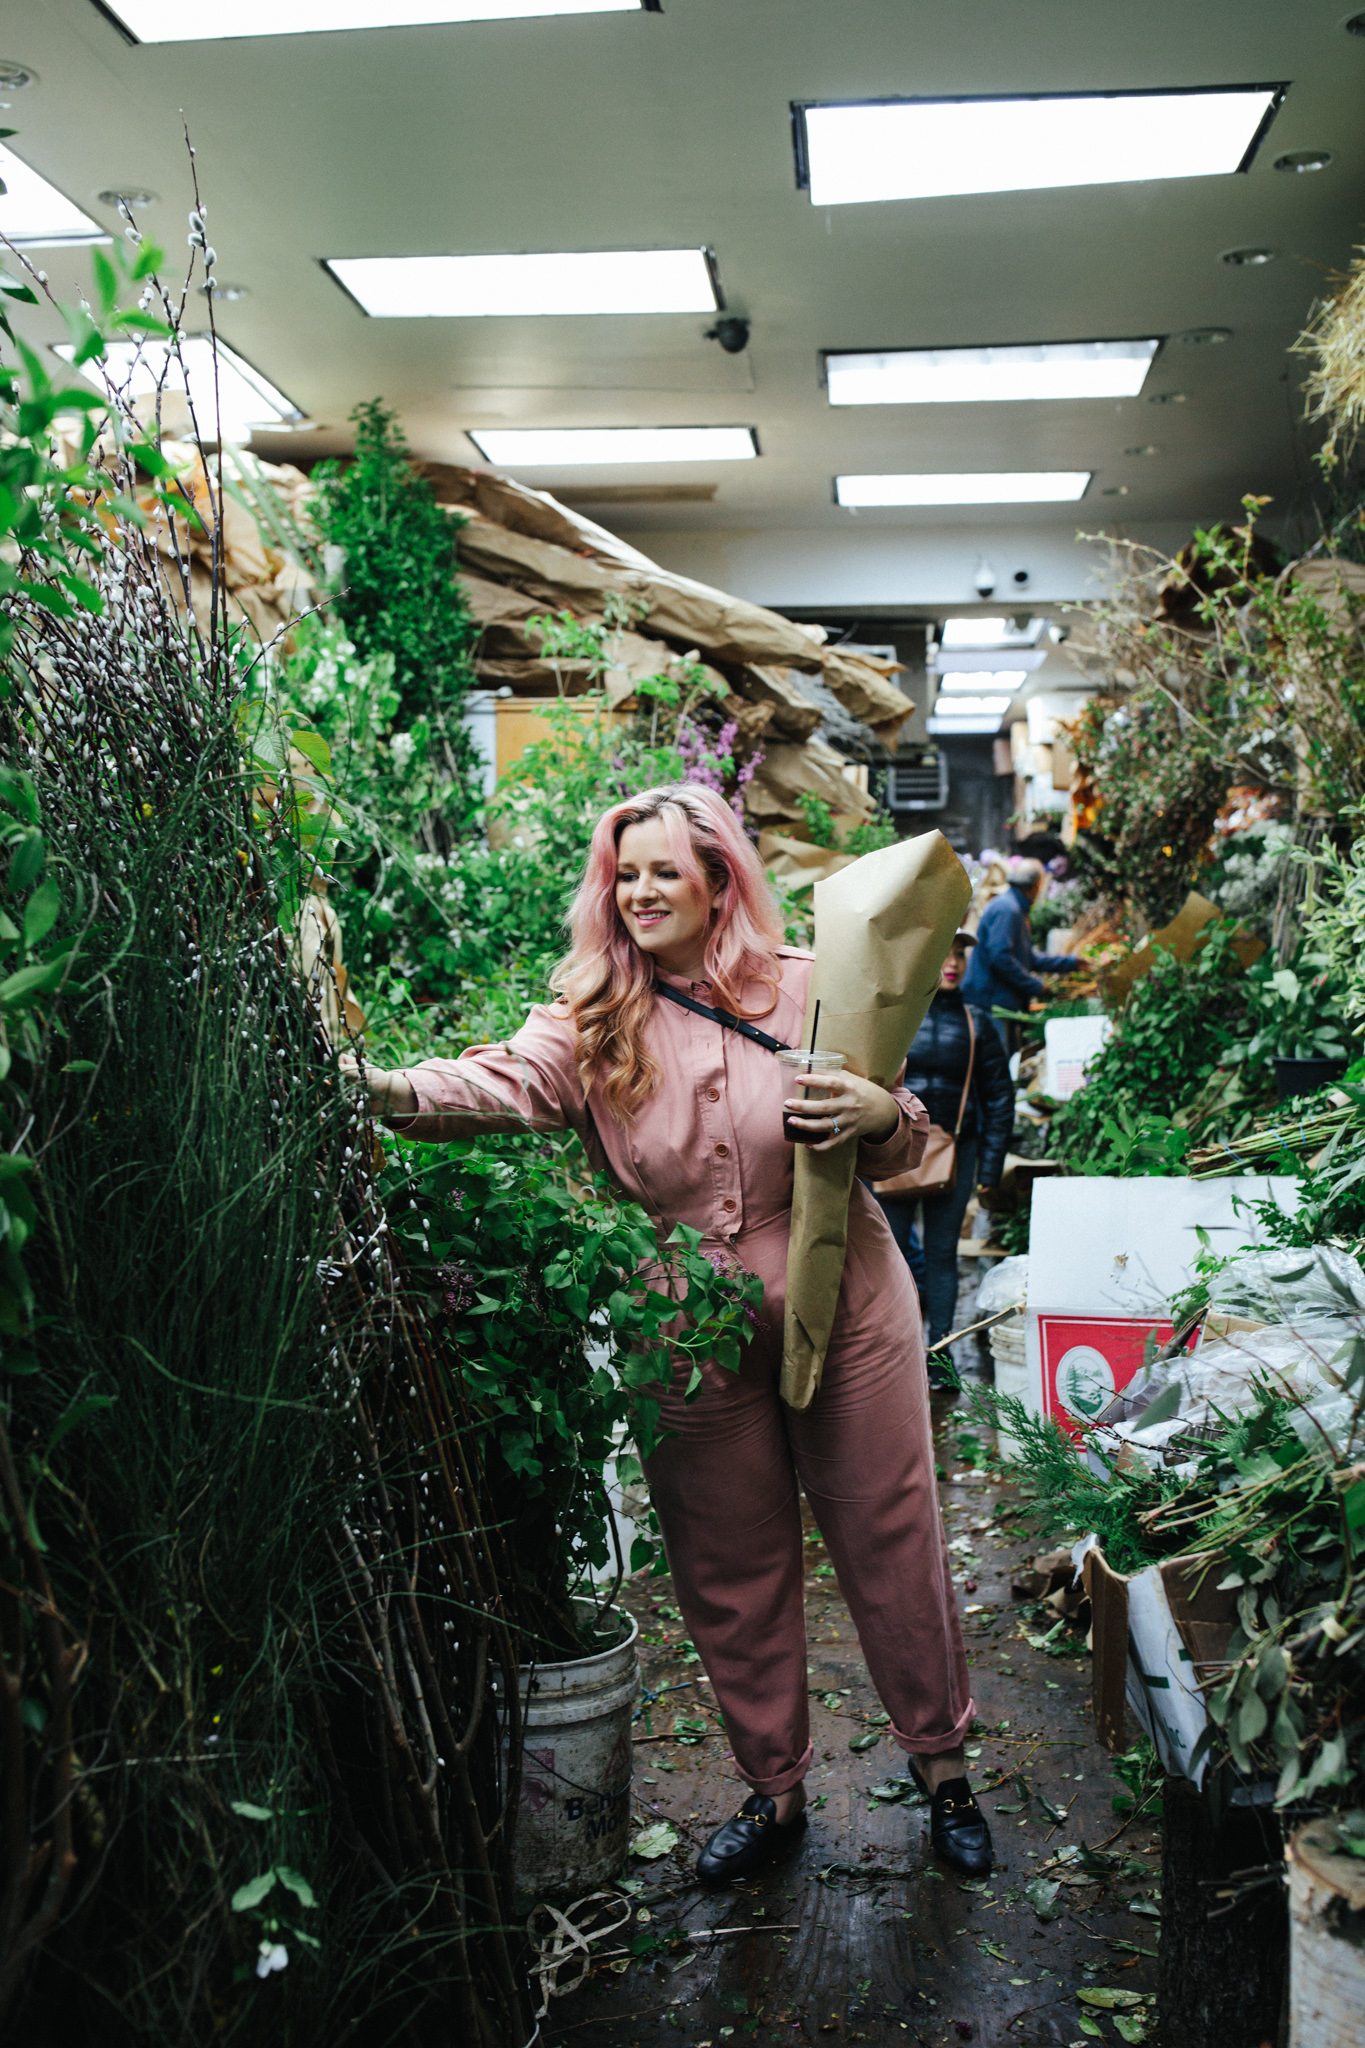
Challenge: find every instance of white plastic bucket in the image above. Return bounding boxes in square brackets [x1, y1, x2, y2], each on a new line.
[513, 1601, 640, 1900]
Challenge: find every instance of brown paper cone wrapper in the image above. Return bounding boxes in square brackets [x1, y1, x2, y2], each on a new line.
[780, 830, 972, 1409]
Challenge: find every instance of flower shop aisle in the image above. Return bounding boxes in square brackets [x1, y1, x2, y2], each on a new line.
[538, 1399, 1160, 2048]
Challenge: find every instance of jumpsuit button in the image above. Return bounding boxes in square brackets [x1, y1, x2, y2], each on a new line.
[715, 1143, 729, 1157]
[722, 1198, 736, 1213]
[704, 1087, 719, 1101]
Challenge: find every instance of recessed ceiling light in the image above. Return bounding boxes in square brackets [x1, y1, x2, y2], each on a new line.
[1148, 390, 1187, 405]
[1222, 246, 1274, 266]
[327, 248, 718, 318]
[825, 337, 1160, 406]
[1124, 443, 1160, 456]
[466, 426, 758, 466]
[793, 87, 1283, 207]
[0, 141, 105, 245]
[97, 186, 158, 210]
[1101, 485, 1130, 496]
[836, 471, 1090, 508]
[1181, 326, 1232, 346]
[55, 334, 303, 443]
[100, 0, 648, 38]
[0, 61, 36, 91]
[1274, 149, 1331, 173]
[940, 616, 1046, 650]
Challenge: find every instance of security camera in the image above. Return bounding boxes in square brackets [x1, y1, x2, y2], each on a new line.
[705, 316, 750, 354]
[974, 560, 996, 599]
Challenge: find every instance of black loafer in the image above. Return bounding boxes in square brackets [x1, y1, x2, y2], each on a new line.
[696, 1794, 806, 1885]
[907, 1762, 994, 1876]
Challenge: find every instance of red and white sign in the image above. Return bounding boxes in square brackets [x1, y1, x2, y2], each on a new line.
[1038, 1313, 1174, 1438]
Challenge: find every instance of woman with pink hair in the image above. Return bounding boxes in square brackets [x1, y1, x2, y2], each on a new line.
[345, 784, 989, 1884]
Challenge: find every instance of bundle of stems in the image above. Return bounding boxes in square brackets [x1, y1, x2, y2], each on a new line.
[1186, 1100, 1357, 1179]
[0, 200, 528, 2043]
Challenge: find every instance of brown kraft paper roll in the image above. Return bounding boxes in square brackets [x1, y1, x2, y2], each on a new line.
[780, 830, 971, 1410]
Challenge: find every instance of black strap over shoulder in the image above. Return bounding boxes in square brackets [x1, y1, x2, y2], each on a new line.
[654, 978, 793, 1055]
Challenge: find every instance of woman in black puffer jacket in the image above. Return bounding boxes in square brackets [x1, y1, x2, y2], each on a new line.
[874, 929, 1014, 1366]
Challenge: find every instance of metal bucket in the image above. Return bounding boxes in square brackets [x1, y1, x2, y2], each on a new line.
[513, 1600, 640, 1901]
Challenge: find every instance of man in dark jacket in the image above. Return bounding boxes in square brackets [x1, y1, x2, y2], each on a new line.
[961, 857, 1081, 1049]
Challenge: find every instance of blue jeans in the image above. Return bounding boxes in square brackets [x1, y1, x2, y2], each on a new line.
[875, 1136, 978, 1347]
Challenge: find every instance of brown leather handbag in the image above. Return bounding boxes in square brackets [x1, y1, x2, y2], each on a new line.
[872, 1007, 976, 1198]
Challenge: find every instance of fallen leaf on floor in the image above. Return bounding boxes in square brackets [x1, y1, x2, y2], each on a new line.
[1076, 1989, 1149, 2009]
[979, 1940, 1010, 1961]
[1023, 1877, 1063, 1921]
[1038, 1795, 1068, 1824]
[849, 1731, 881, 1752]
[1129, 1900, 1161, 1919]
[868, 1779, 914, 1802]
[630, 1821, 679, 1860]
[1113, 2017, 1149, 2043]
[1076, 2019, 1103, 2040]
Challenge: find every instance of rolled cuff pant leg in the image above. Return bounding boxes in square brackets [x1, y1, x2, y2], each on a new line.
[788, 1222, 974, 1757]
[644, 1357, 813, 1795]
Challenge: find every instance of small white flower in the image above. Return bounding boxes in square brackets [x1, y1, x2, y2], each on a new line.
[256, 1941, 289, 1978]
[389, 730, 416, 772]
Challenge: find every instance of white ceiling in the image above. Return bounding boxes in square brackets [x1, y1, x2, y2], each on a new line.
[4, 0, 1364, 586]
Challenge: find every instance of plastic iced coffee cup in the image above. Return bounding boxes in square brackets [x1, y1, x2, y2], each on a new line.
[777, 1049, 846, 1144]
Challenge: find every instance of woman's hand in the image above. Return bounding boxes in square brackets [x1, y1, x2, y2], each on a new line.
[338, 1053, 417, 1120]
[785, 1071, 899, 1152]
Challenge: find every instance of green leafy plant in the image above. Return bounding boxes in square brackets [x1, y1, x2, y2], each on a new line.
[1231, 948, 1351, 1066]
[795, 787, 897, 858]
[380, 1136, 760, 1648]
[1050, 924, 1267, 1175]
[311, 399, 479, 817]
[0, 202, 531, 2046]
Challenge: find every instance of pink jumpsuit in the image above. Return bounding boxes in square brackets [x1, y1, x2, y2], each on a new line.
[396, 946, 974, 1795]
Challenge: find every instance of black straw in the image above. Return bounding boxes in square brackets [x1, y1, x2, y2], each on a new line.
[808, 999, 820, 1056]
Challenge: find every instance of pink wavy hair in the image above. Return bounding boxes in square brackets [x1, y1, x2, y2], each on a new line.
[552, 784, 785, 1119]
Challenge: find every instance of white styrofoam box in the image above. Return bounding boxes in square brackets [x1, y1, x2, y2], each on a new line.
[1024, 1176, 1301, 1433]
[1042, 1014, 1111, 1100]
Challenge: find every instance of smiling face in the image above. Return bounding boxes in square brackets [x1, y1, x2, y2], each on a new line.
[615, 816, 722, 979]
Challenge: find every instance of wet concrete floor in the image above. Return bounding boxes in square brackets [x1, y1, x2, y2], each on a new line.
[539, 1323, 1160, 2048]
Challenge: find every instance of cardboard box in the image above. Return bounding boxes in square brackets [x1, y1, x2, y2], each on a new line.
[1083, 1541, 1237, 1783]
[1025, 1177, 1301, 1436]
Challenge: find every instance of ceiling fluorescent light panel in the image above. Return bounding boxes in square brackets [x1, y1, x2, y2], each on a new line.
[467, 426, 757, 466]
[932, 695, 1013, 716]
[103, 1, 642, 41]
[934, 670, 1029, 694]
[798, 87, 1281, 206]
[327, 248, 717, 318]
[940, 616, 1045, 649]
[0, 142, 105, 246]
[934, 647, 1048, 674]
[56, 335, 302, 443]
[837, 472, 1090, 508]
[826, 338, 1160, 406]
[927, 714, 1006, 736]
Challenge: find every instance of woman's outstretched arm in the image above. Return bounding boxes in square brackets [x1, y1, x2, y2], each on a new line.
[340, 1004, 586, 1142]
